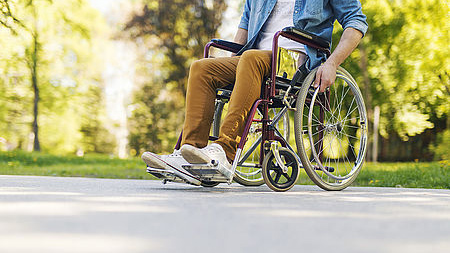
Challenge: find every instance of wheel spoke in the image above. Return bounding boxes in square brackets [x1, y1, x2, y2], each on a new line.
[324, 93, 336, 122]
[305, 102, 322, 124]
[274, 171, 282, 183]
[312, 133, 328, 154]
[331, 83, 340, 117]
[285, 161, 294, 167]
[282, 173, 291, 181]
[310, 127, 326, 138]
[343, 105, 359, 123]
[342, 96, 356, 121]
[346, 137, 359, 161]
[314, 95, 339, 122]
[338, 84, 351, 120]
[340, 131, 359, 140]
[338, 134, 350, 175]
[343, 124, 362, 129]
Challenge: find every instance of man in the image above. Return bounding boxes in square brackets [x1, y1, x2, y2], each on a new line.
[142, 0, 368, 183]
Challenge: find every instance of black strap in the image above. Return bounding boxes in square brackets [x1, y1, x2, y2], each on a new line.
[289, 63, 309, 87]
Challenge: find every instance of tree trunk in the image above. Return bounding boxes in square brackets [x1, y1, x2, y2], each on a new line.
[358, 42, 373, 161]
[31, 13, 40, 152]
[372, 106, 380, 162]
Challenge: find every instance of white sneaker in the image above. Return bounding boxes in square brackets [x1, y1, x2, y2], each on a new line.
[141, 150, 201, 185]
[141, 149, 184, 169]
[180, 143, 233, 180]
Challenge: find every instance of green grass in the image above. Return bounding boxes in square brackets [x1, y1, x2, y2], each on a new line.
[0, 151, 156, 180]
[0, 151, 449, 189]
[354, 161, 449, 189]
[295, 161, 450, 189]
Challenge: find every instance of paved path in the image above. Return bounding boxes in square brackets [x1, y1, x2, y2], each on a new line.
[0, 175, 449, 253]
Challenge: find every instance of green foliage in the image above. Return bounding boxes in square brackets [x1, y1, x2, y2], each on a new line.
[0, 0, 116, 154]
[342, 1, 444, 138]
[1, 0, 448, 162]
[336, 0, 449, 160]
[125, 0, 227, 155]
[125, 0, 448, 160]
[429, 129, 450, 160]
[0, 0, 25, 33]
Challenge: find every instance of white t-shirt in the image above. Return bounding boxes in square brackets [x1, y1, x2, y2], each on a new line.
[256, 0, 305, 53]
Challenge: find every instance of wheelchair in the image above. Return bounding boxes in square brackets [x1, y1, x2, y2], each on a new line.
[146, 26, 368, 191]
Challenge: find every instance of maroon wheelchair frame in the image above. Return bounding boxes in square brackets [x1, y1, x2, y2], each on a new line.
[175, 28, 331, 167]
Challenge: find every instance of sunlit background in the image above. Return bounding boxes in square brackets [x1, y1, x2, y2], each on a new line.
[0, 0, 448, 162]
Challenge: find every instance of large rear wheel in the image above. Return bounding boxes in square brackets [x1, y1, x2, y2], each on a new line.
[294, 67, 368, 191]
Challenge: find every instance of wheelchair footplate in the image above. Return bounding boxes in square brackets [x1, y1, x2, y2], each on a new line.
[182, 161, 232, 184]
[146, 167, 196, 185]
[145, 156, 232, 186]
[143, 152, 204, 186]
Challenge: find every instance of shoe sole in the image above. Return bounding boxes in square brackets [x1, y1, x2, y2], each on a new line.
[180, 145, 211, 164]
[141, 152, 201, 185]
[141, 152, 166, 169]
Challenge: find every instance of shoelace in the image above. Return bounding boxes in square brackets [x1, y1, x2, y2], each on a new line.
[203, 145, 223, 154]
[168, 150, 182, 157]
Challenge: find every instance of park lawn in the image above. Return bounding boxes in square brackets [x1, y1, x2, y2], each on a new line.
[0, 151, 156, 180]
[354, 161, 449, 189]
[0, 151, 448, 189]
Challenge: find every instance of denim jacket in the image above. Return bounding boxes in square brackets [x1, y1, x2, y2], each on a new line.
[237, 0, 368, 69]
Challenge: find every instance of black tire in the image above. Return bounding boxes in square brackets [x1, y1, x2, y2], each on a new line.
[262, 147, 300, 192]
[201, 181, 220, 187]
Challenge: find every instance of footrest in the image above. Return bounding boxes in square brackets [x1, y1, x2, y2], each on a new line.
[182, 164, 230, 183]
[313, 165, 335, 173]
[146, 167, 191, 184]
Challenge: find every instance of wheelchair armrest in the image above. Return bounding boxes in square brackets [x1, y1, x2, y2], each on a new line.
[209, 39, 244, 54]
[281, 27, 330, 50]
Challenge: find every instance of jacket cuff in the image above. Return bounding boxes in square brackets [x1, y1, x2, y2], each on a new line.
[238, 19, 249, 30]
[343, 20, 368, 37]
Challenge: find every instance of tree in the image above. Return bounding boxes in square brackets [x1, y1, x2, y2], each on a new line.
[339, 0, 449, 160]
[124, 0, 226, 155]
[0, 0, 116, 154]
[0, 0, 25, 32]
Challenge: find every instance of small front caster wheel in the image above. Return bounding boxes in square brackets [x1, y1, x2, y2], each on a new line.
[201, 181, 220, 187]
[262, 147, 300, 192]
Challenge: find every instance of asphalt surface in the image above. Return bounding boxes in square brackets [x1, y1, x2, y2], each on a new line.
[0, 175, 449, 253]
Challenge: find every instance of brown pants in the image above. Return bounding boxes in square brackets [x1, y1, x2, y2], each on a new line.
[181, 50, 272, 161]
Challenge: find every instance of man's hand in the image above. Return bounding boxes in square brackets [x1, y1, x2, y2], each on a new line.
[314, 60, 337, 93]
[313, 27, 363, 92]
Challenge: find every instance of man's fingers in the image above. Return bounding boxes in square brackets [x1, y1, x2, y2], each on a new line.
[319, 77, 329, 92]
[319, 75, 336, 92]
[314, 67, 322, 88]
[314, 61, 337, 92]
[319, 82, 327, 93]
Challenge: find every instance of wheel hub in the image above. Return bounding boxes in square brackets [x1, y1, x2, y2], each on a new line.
[325, 122, 343, 133]
[336, 122, 343, 132]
